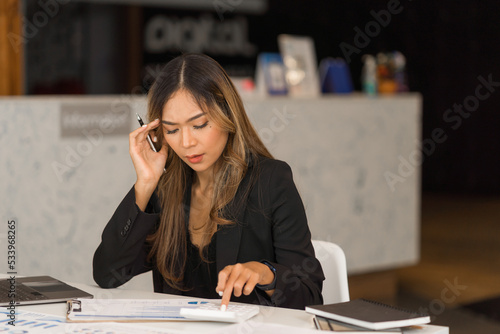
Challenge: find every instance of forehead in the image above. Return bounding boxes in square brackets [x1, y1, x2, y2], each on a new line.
[162, 90, 205, 122]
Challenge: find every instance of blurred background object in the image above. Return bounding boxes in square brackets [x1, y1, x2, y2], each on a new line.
[1, 2, 500, 332]
[3, 0, 497, 193]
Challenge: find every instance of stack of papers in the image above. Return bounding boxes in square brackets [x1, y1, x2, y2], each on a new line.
[0, 307, 193, 334]
[66, 298, 208, 322]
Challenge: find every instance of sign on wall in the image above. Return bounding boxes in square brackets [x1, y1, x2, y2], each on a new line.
[141, 7, 267, 89]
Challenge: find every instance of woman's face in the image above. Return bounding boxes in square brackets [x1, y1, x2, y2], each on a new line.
[161, 89, 228, 176]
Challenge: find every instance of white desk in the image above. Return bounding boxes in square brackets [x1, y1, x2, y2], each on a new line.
[7, 282, 448, 333]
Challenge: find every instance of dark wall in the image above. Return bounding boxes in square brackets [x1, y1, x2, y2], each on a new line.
[260, 0, 500, 193]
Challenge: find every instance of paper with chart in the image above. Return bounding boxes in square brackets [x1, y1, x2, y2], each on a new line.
[0, 307, 194, 333]
[66, 298, 208, 321]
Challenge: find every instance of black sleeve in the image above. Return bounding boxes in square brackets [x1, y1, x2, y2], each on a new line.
[258, 160, 325, 309]
[92, 186, 160, 288]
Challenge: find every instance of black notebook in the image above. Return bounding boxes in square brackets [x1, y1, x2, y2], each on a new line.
[305, 299, 430, 330]
[313, 315, 402, 332]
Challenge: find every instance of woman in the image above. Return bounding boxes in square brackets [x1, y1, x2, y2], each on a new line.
[93, 53, 324, 310]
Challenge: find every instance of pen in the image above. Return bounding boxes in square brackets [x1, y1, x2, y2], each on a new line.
[136, 113, 158, 152]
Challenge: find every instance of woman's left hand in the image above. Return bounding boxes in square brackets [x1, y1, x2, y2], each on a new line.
[216, 261, 275, 311]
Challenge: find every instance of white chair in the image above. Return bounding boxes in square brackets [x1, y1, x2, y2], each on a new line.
[312, 240, 350, 304]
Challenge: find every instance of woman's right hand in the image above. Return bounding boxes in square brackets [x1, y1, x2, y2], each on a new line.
[129, 119, 167, 210]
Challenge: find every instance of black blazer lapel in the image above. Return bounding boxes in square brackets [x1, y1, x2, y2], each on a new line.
[215, 167, 254, 273]
[216, 218, 242, 273]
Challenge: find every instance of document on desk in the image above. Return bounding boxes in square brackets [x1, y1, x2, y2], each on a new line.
[66, 298, 206, 322]
[212, 323, 323, 334]
[0, 307, 193, 333]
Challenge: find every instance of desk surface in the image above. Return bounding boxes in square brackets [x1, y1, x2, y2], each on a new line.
[7, 282, 448, 334]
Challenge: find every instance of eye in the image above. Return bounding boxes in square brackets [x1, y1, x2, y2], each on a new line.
[194, 121, 209, 130]
[165, 129, 178, 135]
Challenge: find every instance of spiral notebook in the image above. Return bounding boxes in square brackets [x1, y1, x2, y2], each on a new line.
[305, 299, 430, 330]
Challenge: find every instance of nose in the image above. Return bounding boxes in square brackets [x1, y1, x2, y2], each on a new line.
[181, 128, 196, 148]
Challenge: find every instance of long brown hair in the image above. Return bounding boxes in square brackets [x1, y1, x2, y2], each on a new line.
[146, 54, 272, 290]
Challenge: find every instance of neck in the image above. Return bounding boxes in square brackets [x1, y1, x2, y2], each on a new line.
[194, 170, 214, 196]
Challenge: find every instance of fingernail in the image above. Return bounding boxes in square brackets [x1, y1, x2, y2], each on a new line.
[142, 124, 147, 127]
[220, 304, 227, 312]
[153, 136, 157, 142]
[218, 291, 223, 297]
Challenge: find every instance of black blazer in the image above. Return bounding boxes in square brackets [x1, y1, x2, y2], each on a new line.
[93, 156, 324, 309]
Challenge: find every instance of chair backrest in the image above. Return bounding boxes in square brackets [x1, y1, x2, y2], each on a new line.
[312, 240, 350, 304]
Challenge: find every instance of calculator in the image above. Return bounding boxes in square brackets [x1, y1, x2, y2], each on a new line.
[180, 302, 260, 323]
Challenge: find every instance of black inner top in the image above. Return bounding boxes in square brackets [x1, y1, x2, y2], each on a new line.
[183, 234, 219, 299]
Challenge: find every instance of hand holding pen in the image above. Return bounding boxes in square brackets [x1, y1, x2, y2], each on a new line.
[129, 114, 168, 211]
[136, 113, 158, 153]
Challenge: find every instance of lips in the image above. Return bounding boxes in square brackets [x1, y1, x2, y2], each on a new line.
[186, 154, 204, 164]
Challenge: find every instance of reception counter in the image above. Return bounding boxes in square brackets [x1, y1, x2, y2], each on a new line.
[0, 94, 421, 289]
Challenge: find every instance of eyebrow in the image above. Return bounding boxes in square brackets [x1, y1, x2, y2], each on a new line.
[162, 112, 206, 125]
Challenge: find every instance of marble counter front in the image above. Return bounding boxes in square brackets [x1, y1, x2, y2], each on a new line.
[0, 94, 421, 289]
